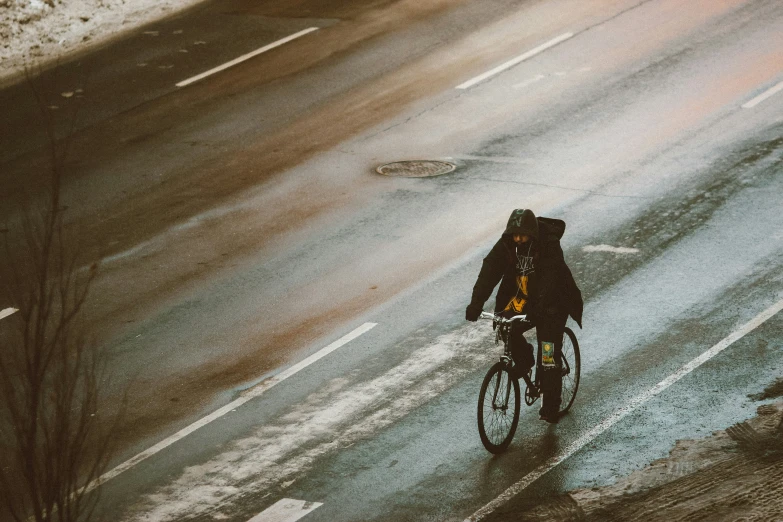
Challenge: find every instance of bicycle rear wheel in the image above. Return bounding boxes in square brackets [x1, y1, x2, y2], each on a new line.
[559, 327, 580, 414]
[477, 362, 520, 454]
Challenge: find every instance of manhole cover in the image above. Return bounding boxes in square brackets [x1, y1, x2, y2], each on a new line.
[376, 160, 456, 178]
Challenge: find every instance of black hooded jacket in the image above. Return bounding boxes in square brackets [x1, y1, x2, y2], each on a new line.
[469, 210, 583, 327]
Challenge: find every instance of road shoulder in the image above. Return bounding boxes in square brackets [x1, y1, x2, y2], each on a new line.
[513, 388, 783, 521]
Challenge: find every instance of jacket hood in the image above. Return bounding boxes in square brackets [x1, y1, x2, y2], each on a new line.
[538, 217, 565, 241]
[503, 209, 539, 239]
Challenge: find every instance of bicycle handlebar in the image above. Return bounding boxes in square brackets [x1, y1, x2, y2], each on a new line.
[479, 311, 530, 323]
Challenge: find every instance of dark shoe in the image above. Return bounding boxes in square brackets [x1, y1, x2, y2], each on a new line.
[538, 408, 559, 424]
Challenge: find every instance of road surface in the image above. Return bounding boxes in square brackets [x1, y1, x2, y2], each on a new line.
[1, 0, 782, 520]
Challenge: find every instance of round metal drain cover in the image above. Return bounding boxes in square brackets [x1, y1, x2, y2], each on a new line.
[376, 160, 456, 178]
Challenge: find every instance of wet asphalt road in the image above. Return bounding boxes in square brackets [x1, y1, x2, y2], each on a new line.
[2, 0, 783, 520]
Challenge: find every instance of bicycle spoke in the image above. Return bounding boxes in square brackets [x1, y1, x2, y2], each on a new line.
[478, 363, 520, 452]
[556, 328, 580, 415]
[484, 370, 511, 444]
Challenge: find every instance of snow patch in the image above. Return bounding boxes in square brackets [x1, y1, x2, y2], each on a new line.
[124, 324, 495, 521]
[0, 0, 204, 83]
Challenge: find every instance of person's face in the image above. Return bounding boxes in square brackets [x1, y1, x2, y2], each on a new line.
[513, 234, 529, 245]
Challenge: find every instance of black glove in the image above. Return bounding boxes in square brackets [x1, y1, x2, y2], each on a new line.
[465, 303, 482, 322]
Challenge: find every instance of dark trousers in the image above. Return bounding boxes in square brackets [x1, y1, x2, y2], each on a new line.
[508, 312, 568, 415]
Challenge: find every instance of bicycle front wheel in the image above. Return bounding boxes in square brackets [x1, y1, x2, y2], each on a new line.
[559, 327, 581, 414]
[477, 362, 520, 454]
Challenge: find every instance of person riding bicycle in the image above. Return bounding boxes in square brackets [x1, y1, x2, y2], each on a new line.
[466, 209, 583, 423]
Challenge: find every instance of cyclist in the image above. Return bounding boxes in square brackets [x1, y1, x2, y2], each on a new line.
[465, 209, 583, 423]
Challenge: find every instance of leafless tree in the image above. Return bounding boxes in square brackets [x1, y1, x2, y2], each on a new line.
[0, 67, 120, 522]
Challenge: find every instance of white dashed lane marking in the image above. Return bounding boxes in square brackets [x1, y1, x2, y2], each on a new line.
[455, 32, 573, 90]
[742, 78, 783, 109]
[582, 245, 640, 254]
[0, 308, 19, 321]
[247, 498, 323, 522]
[176, 27, 319, 87]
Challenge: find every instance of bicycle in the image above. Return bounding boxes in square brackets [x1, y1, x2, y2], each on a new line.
[476, 311, 580, 454]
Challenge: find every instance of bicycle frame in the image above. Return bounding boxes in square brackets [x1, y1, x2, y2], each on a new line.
[477, 310, 581, 451]
[479, 312, 538, 394]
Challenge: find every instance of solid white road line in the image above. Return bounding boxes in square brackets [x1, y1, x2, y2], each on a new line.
[742, 79, 783, 109]
[85, 322, 377, 492]
[176, 27, 319, 87]
[466, 297, 783, 522]
[0, 307, 19, 321]
[456, 32, 573, 90]
[247, 498, 323, 522]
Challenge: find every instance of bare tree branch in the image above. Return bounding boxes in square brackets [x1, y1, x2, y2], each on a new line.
[0, 65, 121, 522]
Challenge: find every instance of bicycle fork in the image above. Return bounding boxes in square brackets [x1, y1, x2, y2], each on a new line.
[491, 365, 512, 411]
